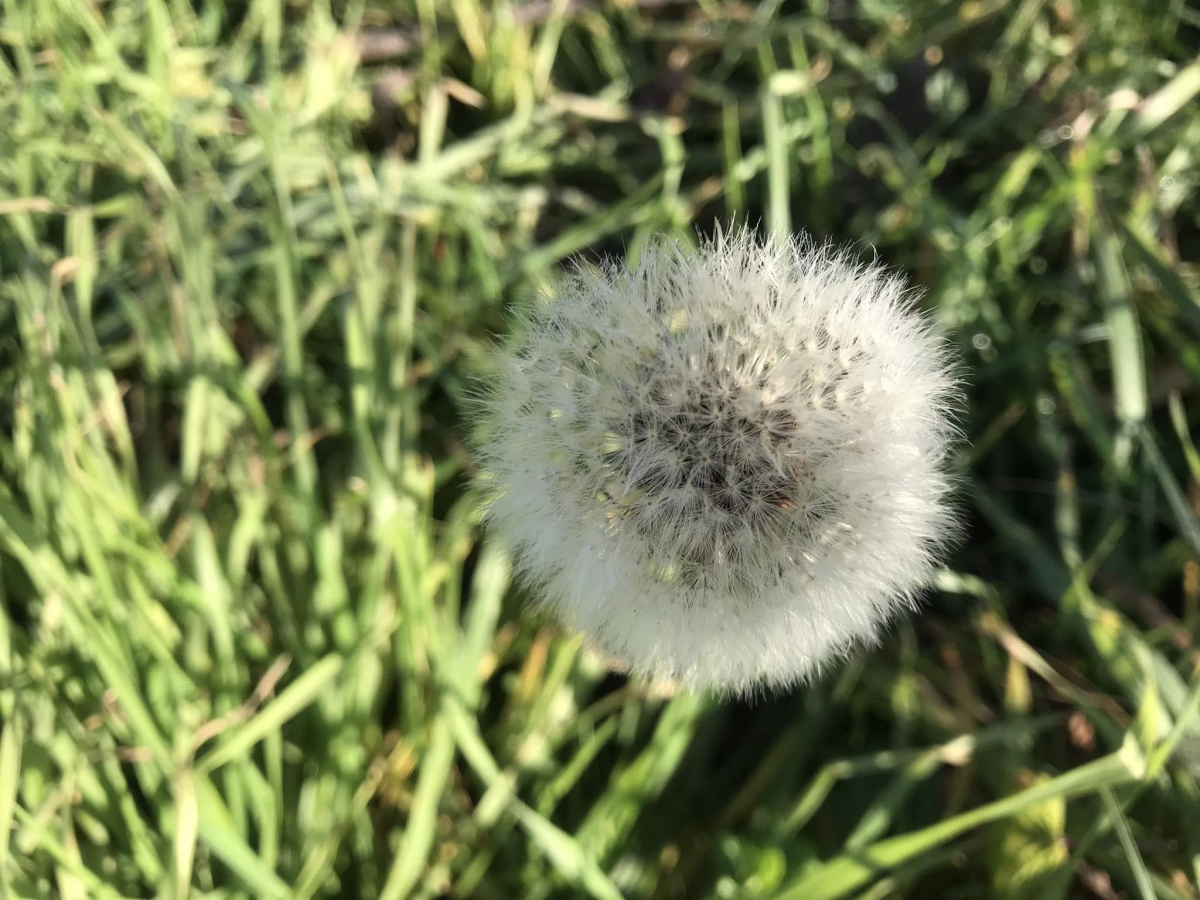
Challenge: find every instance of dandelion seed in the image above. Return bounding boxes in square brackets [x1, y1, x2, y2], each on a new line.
[478, 229, 961, 695]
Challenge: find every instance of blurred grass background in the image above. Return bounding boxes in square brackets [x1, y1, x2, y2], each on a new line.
[2, 0, 1200, 897]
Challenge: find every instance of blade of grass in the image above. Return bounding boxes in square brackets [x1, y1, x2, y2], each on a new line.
[0, 712, 21, 892]
[1102, 787, 1159, 900]
[196, 654, 344, 774]
[445, 697, 624, 900]
[378, 716, 456, 900]
[575, 693, 709, 864]
[778, 739, 1146, 900]
[1094, 209, 1146, 470]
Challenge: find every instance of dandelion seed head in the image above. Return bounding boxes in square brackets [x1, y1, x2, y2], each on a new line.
[479, 230, 961, 694]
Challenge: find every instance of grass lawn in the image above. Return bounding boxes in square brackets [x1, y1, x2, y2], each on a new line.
[3, 0, 1200, 897]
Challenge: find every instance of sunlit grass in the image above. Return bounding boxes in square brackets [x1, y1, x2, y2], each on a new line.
[2, 1, 1200, 897]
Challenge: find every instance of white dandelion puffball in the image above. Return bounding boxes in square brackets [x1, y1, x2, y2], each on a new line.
[480, 230, 960, 694]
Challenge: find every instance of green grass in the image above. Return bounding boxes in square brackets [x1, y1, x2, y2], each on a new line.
[2, 0, 1200, 897]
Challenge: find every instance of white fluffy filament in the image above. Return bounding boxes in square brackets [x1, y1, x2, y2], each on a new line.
[479, 230, 961, 695]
